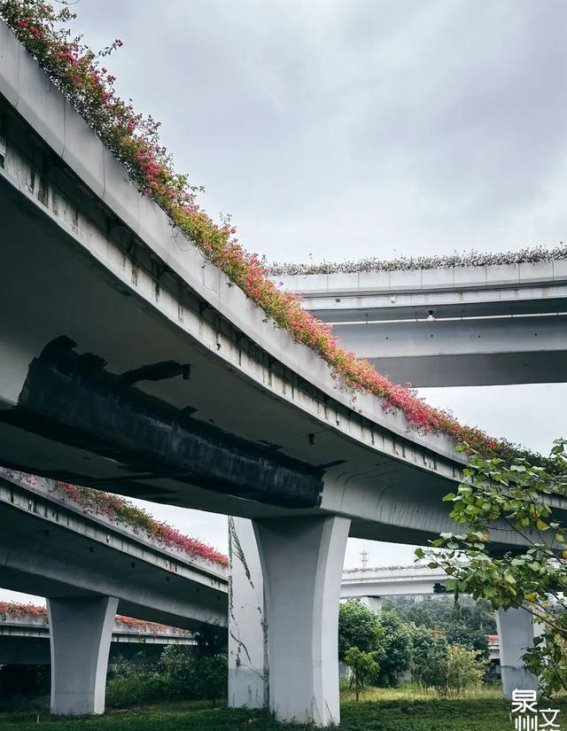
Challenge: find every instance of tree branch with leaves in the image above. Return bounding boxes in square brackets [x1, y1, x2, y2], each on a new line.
[418, 439, 567, 695]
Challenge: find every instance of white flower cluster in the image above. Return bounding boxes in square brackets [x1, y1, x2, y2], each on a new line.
[342, 563, 427, 574]
[267, 243, 567, 276]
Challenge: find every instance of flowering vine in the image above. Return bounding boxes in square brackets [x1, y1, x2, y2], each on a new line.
[0, 601, 47, 619]
[0, 601, 193, 635]
[0, 1, 549, 465]
[48, 480, 228, 566]
[267, 243, 567, 276]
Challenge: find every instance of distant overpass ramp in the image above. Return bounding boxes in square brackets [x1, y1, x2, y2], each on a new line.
[0, 608, 196, 665]
[278, 264, 567, 387]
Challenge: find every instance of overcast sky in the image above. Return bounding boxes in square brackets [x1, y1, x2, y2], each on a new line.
[4, 0, 567, 604]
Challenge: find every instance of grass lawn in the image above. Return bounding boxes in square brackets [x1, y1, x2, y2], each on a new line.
[1, 687, 564, 730]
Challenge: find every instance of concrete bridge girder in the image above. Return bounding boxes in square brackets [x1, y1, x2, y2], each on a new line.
[0, 16, 472, 527]
[0, 471, 228, 630]
[276, 267, 567, 387]
[275, 262, 567, 300]
[331, 317, 567, 388]
[0, 619, 195, 665]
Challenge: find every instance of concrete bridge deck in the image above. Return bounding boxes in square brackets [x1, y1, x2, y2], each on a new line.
[0, 469, 228, 631]
[0, 22, 544, 554]
[277, 265, 567, 386]
[341, 563, 449, 601]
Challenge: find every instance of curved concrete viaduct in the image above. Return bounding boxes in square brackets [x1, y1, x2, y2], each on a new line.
[277, 265, 567, 387]
[0, 469, 227, 630]
[0, 24, 558, 723]
[0, 23, 476, 540]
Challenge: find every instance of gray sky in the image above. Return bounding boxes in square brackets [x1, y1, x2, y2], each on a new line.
[4, 0, 567, 604]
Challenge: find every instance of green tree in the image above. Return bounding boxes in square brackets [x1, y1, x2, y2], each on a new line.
[373, 610, 413, 686]
[385, 595, 496, 635]
[446, 621, 489, 658]
[344, 647, 379, 701]
[419, 438, 567, 695]
[338, 599, 379, 660]
[413, 636, 485, 695]
[408, 624, 435, 682]
[446, 644, 486, 693]
[414, 635, 449, 689]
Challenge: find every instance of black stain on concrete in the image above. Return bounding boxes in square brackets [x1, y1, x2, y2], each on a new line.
[1, 337, 323, 508]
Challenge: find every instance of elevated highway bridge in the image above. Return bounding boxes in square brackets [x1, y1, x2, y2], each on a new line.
[341, 563, 449, 611]
[0, 468, 226, 714]
[0, 23, 556, 724]
[0, 470, 227, 630]
[0, 609, 196, 666]
[276, 264, 567, 387]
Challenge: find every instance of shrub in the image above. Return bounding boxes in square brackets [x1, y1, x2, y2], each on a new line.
[344, 647, 379, 701]
[446, 644, 487, 693]
[409, 624, 435, 681]
[413, 636, 486, 695]
[414, 636, 450, 690]
[106, 647, 227, 708]
[106, 673, 169, 708]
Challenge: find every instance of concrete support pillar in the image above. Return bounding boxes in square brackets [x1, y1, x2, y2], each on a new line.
[228, 516, 267, 709]
[48, 596, 118, 715]
[496, 606, 539, 698]
[359, 596, 383, 613]
[255, 515, 350, 726]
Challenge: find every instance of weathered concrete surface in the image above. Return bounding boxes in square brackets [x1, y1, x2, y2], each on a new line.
[228, 517, 267, 709]
[254, 516, 350, 726]
[228, 520, 513, 714]
[496, 607, 540, 698]
[49, 596, 118, 715]
[1, 20, 552, 553]
[0, 20, 477, 538]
